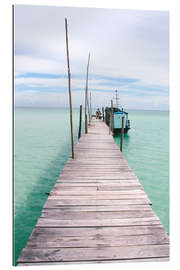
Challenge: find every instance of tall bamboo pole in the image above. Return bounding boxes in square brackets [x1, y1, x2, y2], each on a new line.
[85, 53, 90, 132]
[65, 18, 74, 159]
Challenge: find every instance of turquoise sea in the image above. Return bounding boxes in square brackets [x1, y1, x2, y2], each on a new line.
[14, 108, 169, 265]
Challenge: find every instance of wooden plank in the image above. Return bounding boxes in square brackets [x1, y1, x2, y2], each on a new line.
[43, 205, 153, 211]
[48, 187, 144, 193]
[52, 186, 144, 192]
[55, 182, 141, 187]
[50, 190, 145, 195]
[18, 245, 169, 263]
[26, 233, 169, 249]
[57, 180, 140, 184]
[41, 209, 156, 219]
[60, 171, 135, 175]
[47, 194, 149, 200]
[62, 167, 131, 171]
[28, 225, 166, 237]
[54, 181, 142, 186]
[44, 199, 151, 208]
[67, 159, 128, 162]
[58, 177, 139, 181]
[36, 217, 161, 227]
[18, 257, 169, 265]
[56, 179, 140, 183]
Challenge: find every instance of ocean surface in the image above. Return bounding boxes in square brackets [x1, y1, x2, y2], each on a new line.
[14, 108, 169, 265]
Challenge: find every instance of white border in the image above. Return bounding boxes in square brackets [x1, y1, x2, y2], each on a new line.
[0, 0, 179, 269]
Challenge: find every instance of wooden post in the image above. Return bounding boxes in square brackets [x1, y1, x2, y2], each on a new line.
[90, 92, 92, 121]
[120, 116, 125, 152]
[65, 18, 74, 159]
[111, 100, 114, 136]
[109, 107, 111, 135]
[85, 53, 90, 132]
[85, 114, 88, 133]
[85, 104, 88, 134]
[105, 108, 107, 124]
[102, 107, 104, 121]
[78, 105, 82, 140]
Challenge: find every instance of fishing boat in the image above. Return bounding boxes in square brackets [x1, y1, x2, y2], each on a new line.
[105, 90, 130, 134]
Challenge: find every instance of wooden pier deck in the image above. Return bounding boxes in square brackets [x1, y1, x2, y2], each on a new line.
[18, 118, 169, 265]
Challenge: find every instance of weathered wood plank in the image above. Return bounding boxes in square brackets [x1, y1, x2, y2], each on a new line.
[60, 172, 135, 176]
[41, 209, 156, 219]
[52, 186, 144, 192]
[48, 187, 145, 193]
[43, 205, 153, 211]
[18, 245, 169, 263]
[18, 257, 169, 265]
[47, 194, 149, 200]
[58, 177, 139, 181]
[54, 182, 141, 187]
[28, 225, 166, 237]
[50, 190, 145, 195]
[26, 233, 169, 249]
[37, 216, 161, 227]
[44, 199, 151, 208]
[56, 180, 140, 184]
[55, 180, 141, 190]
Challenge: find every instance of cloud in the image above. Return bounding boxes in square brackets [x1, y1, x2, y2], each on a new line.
[15, 55, 66, 75]
[14, 5, 169, 110]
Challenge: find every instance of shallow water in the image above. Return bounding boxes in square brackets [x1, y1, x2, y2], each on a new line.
[14, 108, 169, 265]
[114, 110, 169, 233]
[14, 107, 83, 265]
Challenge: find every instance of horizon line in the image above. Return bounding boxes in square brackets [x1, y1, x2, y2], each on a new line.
[14, 106, 169, 112]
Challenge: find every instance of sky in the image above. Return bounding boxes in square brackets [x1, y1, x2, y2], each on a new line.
[14, 5, 169, 110]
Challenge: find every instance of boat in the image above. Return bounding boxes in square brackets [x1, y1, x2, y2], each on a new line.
[105, 90, 130, 134]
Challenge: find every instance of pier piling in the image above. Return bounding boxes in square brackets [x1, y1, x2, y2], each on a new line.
[111, 100, 114, 136]
[120, 116, 124, 152]
[102, 107, 104, 121]
[78, 105, 82, 140]
[90, 92, 92, 122]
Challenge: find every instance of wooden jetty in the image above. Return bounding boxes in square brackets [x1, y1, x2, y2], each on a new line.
[18, 118, 169, 265]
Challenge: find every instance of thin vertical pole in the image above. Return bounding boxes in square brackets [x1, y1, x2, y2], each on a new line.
[111, 100, 114, 136]
[90, 92, 92, 121]
[85, 53, 90, 132]
[109, 106, 111, 135]
[120, 116, 124, 152]
[102, 107, 104, 121]
[65, 18, 74, 159]
[85, 114, 88, 133]
[78, 105, 82, 140]
[105, 108, 107, 124]
[85, 90, 87, 133]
